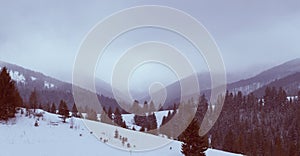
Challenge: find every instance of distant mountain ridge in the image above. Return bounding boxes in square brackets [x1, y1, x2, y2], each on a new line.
[0, 60, 119, 111]
[146, 58, 300, 108]
[227, 58, 300, 95]
[2, 58, 300, 110]
[252, 72, 300, 97]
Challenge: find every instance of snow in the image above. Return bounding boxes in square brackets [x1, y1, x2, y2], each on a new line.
[44, 81, 55, 88]
[206, 149, 243, 156]
[30, 76, 37, 81]
[122, 111, 170, 130]
[0, 109, 241, 156]
[287, 96, 298, 101]
[9, 70, 26, 84]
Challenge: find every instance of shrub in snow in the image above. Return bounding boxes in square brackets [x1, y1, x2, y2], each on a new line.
[34, 120, 39, 127]
[114, 129, 119, 139]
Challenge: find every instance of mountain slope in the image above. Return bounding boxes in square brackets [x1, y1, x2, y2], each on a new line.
[252, 72, 300, 97]
[145, 58, 300, 108]
[0, 109, 242, 156]
[0, 61, 118, 110]
[227, 58, 300, 95]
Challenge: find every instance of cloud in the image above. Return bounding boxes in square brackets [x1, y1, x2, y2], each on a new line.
[0, 0, 299, 88]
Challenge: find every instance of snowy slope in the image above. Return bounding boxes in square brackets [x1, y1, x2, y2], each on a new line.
[0, 109, 242, 156]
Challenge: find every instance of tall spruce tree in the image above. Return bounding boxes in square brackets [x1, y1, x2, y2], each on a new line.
[114, 108, 123, 126]
[100, 107, 112, 124]
[58, 100, 69, 123]
[50, 103, 56, 114]
[0, 67, 22, 120]
[29, 89, 38, 112]
[180, 118, 208, 156]
[71, 103, 79, 117]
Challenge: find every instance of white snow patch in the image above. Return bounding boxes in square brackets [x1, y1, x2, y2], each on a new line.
[9, 70, 26, 84]
[44, 81, 55, 89]
[30, 76, 37, 81]
[206, 149, 243, 156]
[122, 111, 170, 130]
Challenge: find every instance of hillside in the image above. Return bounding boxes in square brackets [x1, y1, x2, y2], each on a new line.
[227, 58, 300, 95]
[142, 58, 300, 109]
[0, 109, 242, 156]
[0, 61, 119, 110]
[252, 72, 300, 97]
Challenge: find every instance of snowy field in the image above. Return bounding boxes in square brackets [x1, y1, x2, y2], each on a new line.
[0, 109, 242, 156]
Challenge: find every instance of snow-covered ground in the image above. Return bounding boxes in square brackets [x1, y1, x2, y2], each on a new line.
[0, 109, 242, 156]
[122, 110, 170, 130]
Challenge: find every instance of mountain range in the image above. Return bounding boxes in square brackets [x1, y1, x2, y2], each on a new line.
[1, 58, 300, 110]
[0, 60, 119, 111]
[140, 58, 300, 108]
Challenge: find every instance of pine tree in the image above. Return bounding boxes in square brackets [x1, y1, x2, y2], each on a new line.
[58, 100, 69, 123]
[147, 113, 158, 130]
[131, 100, 141, 114]
[223, 129, 234, 152]
[180, 118, 208, 156]
[86, 109, 97, 121]
[107, 107, 113, 120]
[100, 108, 112, 124]
[274, 136, 284, 156]
[50, 103, 56, 114]
[45, 103, 51, 112]
[29, 89, 38, 112]
[149, 101, 156, 113]
[114, 108, 123, 126]
[0, 67, 22, 120]
[134, 114, 147, 128]
[71, 103, 79, 117]
[143, 101, 149, 113]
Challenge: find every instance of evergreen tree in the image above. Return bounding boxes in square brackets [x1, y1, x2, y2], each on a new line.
[147, 113, 158, 130]
[38, 103, 43, 110]
[86, 109, 97, 121]
[71, 103, 79, 117]
[0, 67, 22, 120]
[58, 100, 69, 123]
[131, 100, 141, 114]
[45, 102, 51, 112]
[114, 108, 123, 126]
[180, 118, 208, 156]
[107, 107, 113, 120]
[29, 89, 38, 112]
[134, 114, 147, 128]
[223, 129, 234, 152]
[100, 108, 112, 124]
[149, 101, 156, 113]
[50, 103, 56, 114]
[274, 136, 284, 156]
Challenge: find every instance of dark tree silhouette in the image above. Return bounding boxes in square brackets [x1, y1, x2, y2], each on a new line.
[29, 89, 38, 112]
[50, 103, 56, 114]
[58, 100, 69, 123]
[71, 103, 79, 117]
[180, 118, 208, 156]
[0, 67, 22, 120]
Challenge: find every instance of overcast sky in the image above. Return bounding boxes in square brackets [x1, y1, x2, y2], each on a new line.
[1, 0, 300, 91]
